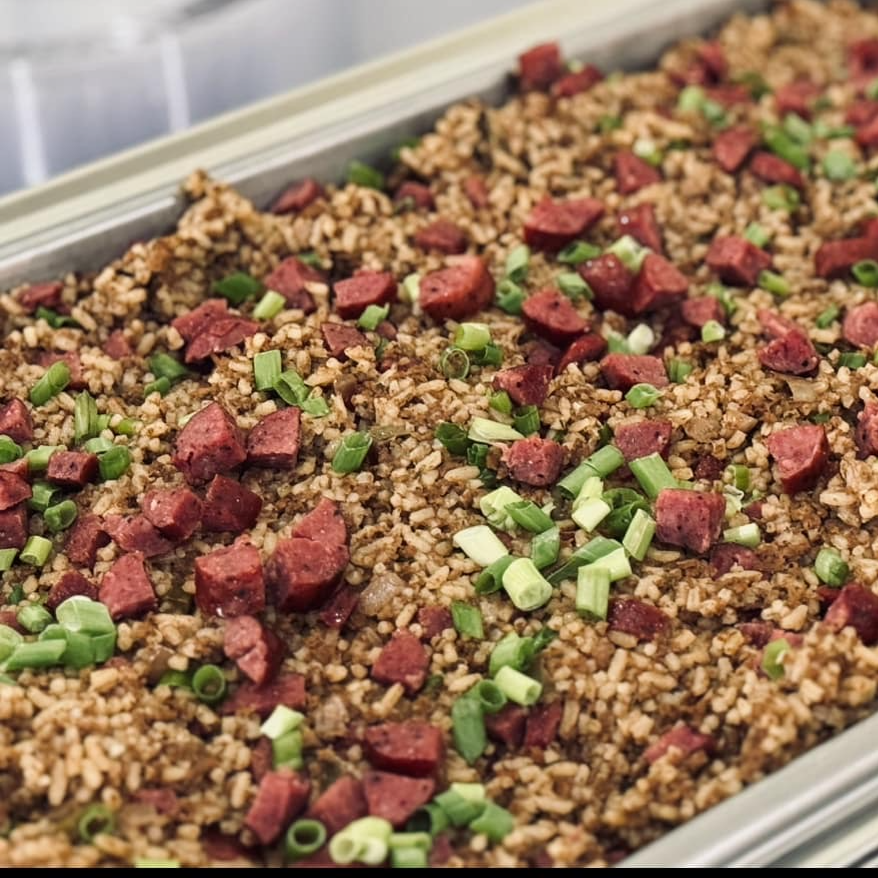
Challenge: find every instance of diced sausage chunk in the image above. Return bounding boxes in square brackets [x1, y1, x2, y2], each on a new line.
[173, 403, 246, 485]
[0, 504, 28, 550]
[815, 237, 878, 279]
[172, 299, 229, 342]
[364, 721, 444, 777]
[824, 583, 878, 645]
[394, 181, 434, 210]
[306, 777, 368, 837]
[552, 64, 603, 97]
[617, 203, 662, 253]
[502, 437, 564, 487]
[712, 126, 757, 173]
[0, 399, 33, 444]
[0, 472, 30, 511]
[202, 475, 262, 534]
[291, 498, 347, 543]
[65, 513, 109, 567]
[195, 539, 265, 618]
[247, 408, 301, 469]
[414, 219, 467, 254]
[614, 419, 672, 461]
[856, 402, 878, 458]
[630, 254, 688, 313]
[133, 788, 180, 817]
[693, 454, 724, 481]
[104, 330, 132, 359]
[615, 151, 661, 194]
[224, 615, 284, 685]
[363, 771, 436, 829]
[46, 570, 98, 611]
[758, 330, 819, 375]
[644, 725, 716, 764]
[848, 100, 878, 126]
[221, 673, 306, 717]
[371, 630, 429, 695]
[843, 301, 878, 347]
[608, 598, 669, 641]
[142, 487, 202, 542]
[184, 316, 258, 364]
[18, 281, 62, 313]
[264, 257, 324, 312]
[485, 703, 527, 749]
[524, 701, 562, 749]
[99, 552, 156, 621]
[706, 235, 772, 286]
[523, 197, 604, 252]
[334, 271, 396, 320]
[850, 39, 878, 90]
[321, 323, 368, 359]
[750, 151, 806, 190]
[775, 80, 820, 119]
[522, 288, 588, 345]
[46, 451, 98, 489]
[680, 297, 725, 328]
[319, 584, 359, 630]
[766, 424, 830, 494]
[419, 256, 495, 321]
[601, 353, 668, 391]
[580, 254, 634, 315]
[463, 175, 490, 208]
[271, 178, 323, 214]
[417, 605, 453, 641]
[104, 514, 173, 558]
[518, 42, 563, 91]
[244, 770, 310, 845]
[492, 364, 553, 407]
[557, 333, 607, 372]
[710, 543, 762, 575]
[655, 488, 725, 554]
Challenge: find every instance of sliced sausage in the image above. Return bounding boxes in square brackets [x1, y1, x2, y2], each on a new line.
[104, 514, 173, 558]
[694, 41, 727, 82]
[184, 316, 258, 364]
[173, 402, 247, 485]
[556, 333, 607, 372]
[758, 330, 819, 375]
[775, 79, 820, 119]
[710, 543, 762, 576]
[334, 271, 396, 320]
[693, 454, 724, 481]
[0, 504, 28, 550]
[523, 196, 604, 253]
[644, 725, 716, 764]
[292, 498, 347, 544]
[601, 353, 668, 391]
[271, 178, 324, 214]
[363, 721, 444, 777]
[414, 219, 467, 254]
[18, 281, 62, 313]
[766, 424, 830, 494]
[99, 552, 157, 621]
[617, 203, 662, 253]
[244, 770, 310, 845]
[485, 703, 527, 749]
[264, 257, 325, 313]
[614, 419, 672, 461]
[37, 352, 85, 391]
[0, 399, 34, 444]
[363, 771, 436, 829]
[705, 83, 750, 108]
[46, 451, 98, 489]
[221, 673, 306, 717]
[171, 299, 229, 343]
[319, 584, 359, 630]
[680, 296, 725, 328]
[655, 488, 725, 554]
[65, 513, 109, 567]
[142, 487, 202, 541]
[614, 151, 661, 194]
[518, 42, 564, 91]
[608, 598, 670, 641]
[195, 538, 265, 618]
[847, 99, 878, 126]
[247, 408, 301, 469]
[306, 777, 368, 837]
[321, 323, 368, 359]
[523, 701, 562, 749]
[0, 472, 30, 511]
[502, 437, 564, 487]
[850, 39, 878, 91]
[843, 301, 878, 347]
[522, 288, 588, 345]
[46, 570, 98, 611]
[706, 235, 773, 286]
[417, 605, 453, 641]
[371, 630, 429, 696]
[524, 338, 561, 369]
[104, 330, 133, 360]
[223, 615, 284, 686]
[0, 459, 28, 479]
[712, 126, 757, 173]
[750, 151, 806, 190]
[202, 475, 262, 534]
[630, 254, 688, 313]
[856, 402, 878, 458]
[552, 64, 603, 97]
[133, 788, 180, 817]
[420, 256, 495, 322]
[814, 237, 878, 279]
[463, 175, 490, 209]
[394, 181, 434, 210]
[266, 537, 349, 613]
[579, 254, 634, 315]
[824, 583, 878, 645]
[492, 364, 553, 407]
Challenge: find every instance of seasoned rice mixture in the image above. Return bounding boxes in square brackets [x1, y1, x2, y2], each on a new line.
[5, 0, 878, 867]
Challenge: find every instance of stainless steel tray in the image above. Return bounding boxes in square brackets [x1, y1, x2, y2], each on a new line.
[0, 0, 874, 866]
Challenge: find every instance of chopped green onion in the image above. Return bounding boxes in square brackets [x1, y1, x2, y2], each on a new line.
[598, 114, 622, 132]
[505, 245, 530, 283]
[474, 555, 517, 595]
[95, 414, 111, 433]
[435, 422, 470, 456]
[494, 665, 542, 706]
[626, 383, 662, 409]
[5, 638, 66, 670]
[606, 331, 630, 354]
[626, 324, 655, 356]
[332, 431, 373, 474]
[589, 546, 633, 581]
[390, 846, 428, 868]
[400, 273, 421, 306]
[0, 436, 21, 466]
[811, 411, 832, 424]
[557, 241, 601, 265]
[512, 405, 540, 436]
[467, 442, 496, 487]
[274, 369, 309, 406]
[467, 417, 522, 444]
[505, 500, 553, 534]
[816, 305, 840, 328]
[782, 113, 813, 146]
[454, 323, 491, 352]
[407, 803, 450, 836]
[451, 693, 487, 765]
[571, 496, 611, 532]
[488, 631, 534, 677]
[813, 121, 855, 139]
[677, 85, 706, 113]
[143, 377, 171, 398]
[602, 488, 650, 540]
[98, 446, 131, 481]
[557, 446, 625, 498]
[728, 465, 750, 492]
[56, 596, 115, 635]
[576, 565, 611, 620]
[557, 272, 592, 300]
[389, 832, 431, 853]
[531, 526, 560, 570]
[762, 184, 800, 212]
[471, 679, 507, 715]
[838, 352, 867, 370]
[357, 304, 390, 332]
[489, 390, 512, 415]
[149, 353, 188, 385]
[501, 557, 553, 611]
[468, 801, 514, 843]
[732, 70, 771, 99]
[546, 538, 620, 585]
[707, 281, 737, 316]
[469, 343, 502, 368]
[744, 222, 770, 248]
[73, 392, 98, 445]
[633, 136, 663, 167]
[347, 160, 385, 190]
[260, 705, 304, 739]
[823, 150, 857, 182]
[703, 98, 727, 127]
[17, 603, 52, 634]
[495, 279, 525, 315]
[253, 290, 286, 321]
[606, 235, 650, 273]
[77, 804, 116, 843]
[434, 786, 485, 827]
[253, 350, 282, 392]
[84, 437, 114, 455]
[723, 522, 761, 548]
[762, 637, 790, 680]
[20, 535, 52, 567]
[0, 548, 17, 572]
[30, 361, 70, 407]
[763, 125, 810, 170]
[439, 347, 470, 380]
[285, 819, 327, 861]
[622, 507, 656, 561]
[701, 319, 726, 343]
[44, 499, 78, 533]
[852, 260, 878, 287]
[451, 601, 484, 639]
[479, 486, 523, 532]
[35, 307, 79, 329]
[453, 525, 508, 567]
[758, 270, 790, 297]
[629, 452, 677, 499]
[0, 625, 23, 662]
[273, 729, 304, 770]
[814, 547, 849, 587]
[668, 358, 693, 383]
[298, 251, 323, 269]
[191, 664, 227, 705]
[213, 271, 263, 305]
[158, 669, 191, 688]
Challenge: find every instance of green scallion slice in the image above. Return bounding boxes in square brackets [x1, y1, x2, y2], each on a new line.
[0, 624, 22, 661]
[5, 638, 66, 670]
[762, 638, 790, 680]
[143, 377, 171, 398]
[479, 486, 524, 531]
[668, 359, 693, 383]
[356, 304, 390, 332]
[557, 240, 601, 265]
[744, 222, 770, 248]
[407, 804, 450, 836]
[332, 432, 373, 474]
[347, 160, 385, 190]
[814, 547, 849, 587]
[633, 136, 663, 167]
[285, 819, 327, 862]
[454, 323, 491, 352]
[495, 279, 525, 315]
[762, 184, 800, 213]
[758, 270, 790, 297]
[589, 546, 633, 581]
[20, 535, 52, 566]
[191, 664, 227, 705]
[815, 305, 840, 328]
[28, 480, 58, 513]
[474, 554, 517, 595]
[505, 245, 530, 283]
[56, 595, 115, 635]
[505, 500, 554, 534]
[435, 422, 469, 456]
[467, 417, 523, 444]
[557, 272, 592, 300]
[0, 548, 17, 573]
[453, 525, 508, 567]
[494, 665, 542, 706]
[626, 383, 662, 409]
[468, 801, 514, 843]
[77, 803, 116, 843]
[451, 601, 484, 640]
[512, 405, 540, 436]
[35, 307, 79, 329]
[723, 522, 761, 548]
[576, 565, 611, 621]
[213, 271, 263, 305]
[253, 290, 286, 321]
[626, 324, 655, 356]
[852, 260, 878, 287]
[84, 437, 114, 455]
[439, 346, 470, 380]
[273, 729, 303, 770]
[273, 369, 309, 406]
[148, 353, 189, 384]
[823, 150, 857, 182]
[469, 342, 503, 368]
[17, 603, 52, 634]
[629, 452, 677, 499]
[489, 390, 512, 415]
[763, 125, 810, 170]
[557, 445, 625, 499]
[98, 446, 131, 481]
[451, 692, 487, 765]
[30, 361, 70, 407]
[782, 113, 813, 146]
[73, 392, 98, 444]
[701, 320, 726, 343]
[501, 557, 553, 611]
[531, 526, 560, 570]
[0, 435, 22, 464]
[622, 507, 656, 561]
[253, 350, 282, 392]
[606, 235, 650, 273]
[838, 351, 867, 370]
[44, 499, 78, 533]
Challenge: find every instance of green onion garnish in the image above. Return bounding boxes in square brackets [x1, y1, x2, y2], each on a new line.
[762, 184, 800, 212]
[28, 480, 58, 513]
[701, 320, 726, 343]
[505, 500, 553, 533]
[494, 665, 542, 706]
[622, 507, 656, 561]
[782, 113, 813, 146]
[17, 603, 52, 634]
[213, 271, 263, 305]
[815, 305, 840, 328]
[0, 549, 18, 572]
[435, 422, 470, 456]
[390, 846, 428, 868]
[723, 522, 761, 548]
[763, 125, 810, 170]
[44, 499, 78, 533]
[629, 452, 677, 499]
[557, 445, 624, 499]
[474, 555, 517, 595]
[758, 270, 790, 297]
[512, 405, 540, 436]
[814, 547, 849, 587]
[454, 323, 491, 352]
[531, 526, 560, 569]
[347, 160, 385, 190]
[300, 393, 329, 417]
[469, 343, 503, 368]
[732, 70, 771, 99]
[451, 601, 484, 640]
[20, 535, 52, 567]
[505, 245, 530, 283]
[452, 525, 508, 567]
[668, 358, 693, 383]
[149, 353, 189, 385]
[451, 693, 487, 765]
[143, 377, 171, 398]
[728, 464, 750, 492]
[407, 803, 450, 836]
[253, 290, 286, 321]
[434, 783, 486, 826]
[546, 536, 620, 585]
[576, 565, 611, 621]
[357, 304, 390, 332]
[77, 804, 116, 844]
[852, 260, 878, 287]
[35, 307, 79, 329]
[744, 222, 770, 248]
[707, 281, 737, 316]
[84, 437, 114, 455]
[439, 347, 470, 380]
[0, 625, 22, 661]
[30, 361, 70, 407]
[625, 383, 662, 409]
[191, 664, 227, 705]
[273, 369, 309, 406]
[633, 136, 663, 167]
[5, 638, 66, 670]
[55, 595, 115, 635]
[332, 431, 373, 474]
[479, 486, 523, 531]
[598, 114, 622, 132]
[285, 819, 327, 862]
[557, 240, 601, 265]
[626, 324, 655, 356]
[557, 272, 592, 300]
[0, 435, 22, 464]
[25, 446, 59, 474]
[273, 728, 304, 770]
[501, 557, 553, 611]
[606, 235, 650, 273]
[589, 546, 632, 581]
[113, 418, 141, 437]
[253, 350, 282, 392]
[495, 279, 525, 315]
[489, 390, 513, 415]
[467, 417, 523, 444]
[823, 150, 857, 182]
[468, 801, 514, 843]
[261, 704, 304, 740]
[839, 352, 867, 370]
[677, 85, 706, 113]
[74, 392, 99, 444]
[98, 446, 131, 481]
[762, 638, 790, 680]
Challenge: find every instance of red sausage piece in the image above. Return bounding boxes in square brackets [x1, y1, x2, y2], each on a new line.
[306, 777, 368, 837]
[173, 402, 246, 485]
[608, 598, 670, 641]
[655, 488, 725, 554]
[364, 721, 444, 777]
[371, 630, 429, 695]
[617, 203, 663, 253]
[843, 301, 878, 347]
[644, 725, 715, 764]
[492, 364, 554, 407]
[334, 271, 396, 320]
[502, 437, 564, 487]
[601, 353, 668, 391]
[64, 513, 109, 567]
[245, 770, 310, 845]
[46, 451, 99, 489]
[223, 615, 284, 686]
[750, 151, 806, 190]
[580, 254, 634, 315]
[46, 570, 98, 611]
[99, 552, 157, 621]
[766, 424, 830, 494]
[556, 333, 607, 373]
[264, 257, 324, 313]
[419, 256, 495, 322]
[523, 196, 604, 253]
[363, 771, 436, 829]
[247, 408, 301, 470]
[614, 151, 661, 195]
[0, 399, 34, 444]
[414, 219, 468, 255]
[824, 583, 878, 645]
[195, 539, 265, 618]
[142, 487, 202, 542]
[518, 42, 564, 91]
[706, 235, 772, 286]
[712, 126, 757, 173]
[271, 179, 324, 214]
[221, 673, 306, 717]
[614, 419, 672, 461]
[522, 288, 588, 345]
